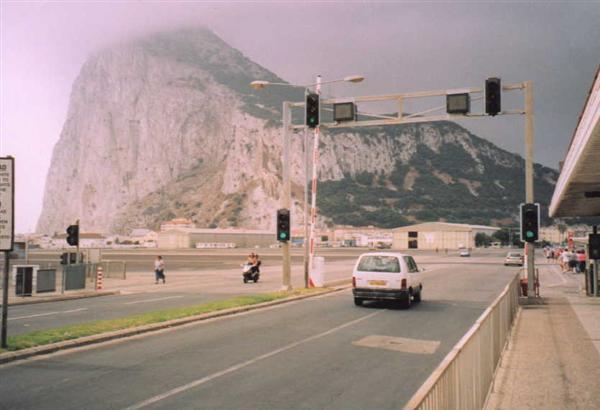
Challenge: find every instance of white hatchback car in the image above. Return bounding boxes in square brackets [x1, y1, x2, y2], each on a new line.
[352, 252, 423, 309]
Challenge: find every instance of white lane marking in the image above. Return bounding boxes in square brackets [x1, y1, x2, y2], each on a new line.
[125, 309, 383, 410]
[9, 308, 88, 321]
[124, 296, 184, 305]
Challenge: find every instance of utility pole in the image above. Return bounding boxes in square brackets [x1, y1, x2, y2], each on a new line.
[524, 81, 536, 298]
[304, 125, 310, 288]
[281, 101, 292, 291]
[307, 75, 322, 287]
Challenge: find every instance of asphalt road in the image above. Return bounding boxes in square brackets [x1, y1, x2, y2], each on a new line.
[6, 250, 510, 335]
[0, 254, 518, 410]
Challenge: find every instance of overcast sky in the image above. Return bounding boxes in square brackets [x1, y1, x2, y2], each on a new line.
[1, 1, 599, 233]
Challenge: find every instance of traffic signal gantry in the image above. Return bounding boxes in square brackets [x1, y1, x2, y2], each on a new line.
[256, 76, 535, 294]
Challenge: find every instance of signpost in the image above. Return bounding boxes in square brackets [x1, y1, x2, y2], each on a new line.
[0, 157, 15, 348]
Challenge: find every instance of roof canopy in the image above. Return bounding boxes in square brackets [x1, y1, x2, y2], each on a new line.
[392, 222, 499, 232]
[550, 66, 600, 218]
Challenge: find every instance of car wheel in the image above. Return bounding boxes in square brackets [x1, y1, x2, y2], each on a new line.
[354, 298, 363, 306]
[413, 289, 421, 303]
[243, 278, 248, 283]
[253, 277, 258, 283]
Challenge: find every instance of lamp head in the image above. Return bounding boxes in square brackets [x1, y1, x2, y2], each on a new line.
[344, 75, 365, 83]
[250, 80, 269, 90]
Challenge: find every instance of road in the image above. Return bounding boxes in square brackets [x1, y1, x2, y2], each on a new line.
[6, 250, 509, 335]
[0, 252, 519, 409]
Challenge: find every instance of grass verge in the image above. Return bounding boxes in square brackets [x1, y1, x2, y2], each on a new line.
[3, 288, 325, 352]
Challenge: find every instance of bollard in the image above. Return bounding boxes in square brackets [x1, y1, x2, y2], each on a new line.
[96, 266, 103, 291]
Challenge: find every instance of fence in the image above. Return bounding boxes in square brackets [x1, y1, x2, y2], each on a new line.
[404, 272, 520, 410]
[87, 261, 127, 281]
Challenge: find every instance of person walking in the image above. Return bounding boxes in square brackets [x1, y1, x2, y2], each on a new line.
[154, 255, 166, 284]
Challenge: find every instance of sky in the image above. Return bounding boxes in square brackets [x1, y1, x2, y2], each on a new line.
[1, 1, 599, 233]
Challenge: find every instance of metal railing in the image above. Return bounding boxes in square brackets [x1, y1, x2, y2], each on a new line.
[404, 272, 520, 410]
[86, 261, 127, 280]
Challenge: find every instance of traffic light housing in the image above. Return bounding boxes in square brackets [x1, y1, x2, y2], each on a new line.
[277, 208, 290, 242]
[589, 233, 600, 260]
[66, 224, 79, 246]
[306, 93, 319, 128]
[60, 252, 69, 265]
[520, 203, 539, 243]
[485, 77, 501, 116]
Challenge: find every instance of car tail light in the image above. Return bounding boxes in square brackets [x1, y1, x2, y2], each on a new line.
[352, 277, 356, 288]
[401, 278, 407, 289]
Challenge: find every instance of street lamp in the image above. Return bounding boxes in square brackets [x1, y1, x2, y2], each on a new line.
[250, 75, 364, 91]
[250, 75, 364, 290]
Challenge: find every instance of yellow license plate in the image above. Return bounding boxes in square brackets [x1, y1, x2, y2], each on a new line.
[368, 280, 387, 286]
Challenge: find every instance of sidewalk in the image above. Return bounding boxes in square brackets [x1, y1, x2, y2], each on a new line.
[486, 261, 600, 409]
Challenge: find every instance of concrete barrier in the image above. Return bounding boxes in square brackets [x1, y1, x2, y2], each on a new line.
[404, 272, 520, 410]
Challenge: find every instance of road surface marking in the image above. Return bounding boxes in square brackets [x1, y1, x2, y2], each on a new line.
[125, 310, 383, 410]
[124, 296, 184, 305]
[353, 335, 440, 354]
[9, 308, 88, 321]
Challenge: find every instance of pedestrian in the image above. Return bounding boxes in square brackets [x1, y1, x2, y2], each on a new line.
[561, 250, 570, 272]
[154, 255, 166, 284]
[577, 250, 587, 274]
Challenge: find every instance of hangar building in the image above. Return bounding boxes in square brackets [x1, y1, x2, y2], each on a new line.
[392, 222, 499, 250]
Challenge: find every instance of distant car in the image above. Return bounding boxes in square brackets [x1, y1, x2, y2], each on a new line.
[504, 252, 524, 266]
[459, 248, 470, 257]
[352, 252, 423, 309]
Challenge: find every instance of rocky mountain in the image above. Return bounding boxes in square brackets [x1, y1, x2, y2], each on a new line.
[37, 28, 558, 235]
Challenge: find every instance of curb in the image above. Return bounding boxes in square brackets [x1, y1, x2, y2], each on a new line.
[0, 287, 344, 365]
[4, 291, 120, 307]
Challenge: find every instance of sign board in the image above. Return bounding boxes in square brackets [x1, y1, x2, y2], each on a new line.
[0, 157, 14, 251]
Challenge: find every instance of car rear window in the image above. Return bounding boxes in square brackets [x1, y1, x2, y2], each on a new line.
[508, 253, 522, 257]
[357, 256, 401, 273]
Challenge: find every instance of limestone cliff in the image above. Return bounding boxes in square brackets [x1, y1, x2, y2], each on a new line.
[37, 28, 558, 234]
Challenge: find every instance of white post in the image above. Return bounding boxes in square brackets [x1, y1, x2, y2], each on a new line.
[524, 81, 536, 297]
[308, 75, 322, 286]
[282, 101, 292, 291]
[304, 124, 310, 288]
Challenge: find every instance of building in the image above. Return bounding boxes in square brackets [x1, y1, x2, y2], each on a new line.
[391, 222, 500, 250]
[157, 228, 274, 249]
[52, 232, 106, 248]
[160, 218, 196, 231]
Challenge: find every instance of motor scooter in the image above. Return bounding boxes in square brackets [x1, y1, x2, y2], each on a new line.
[242, 263, 260, 283]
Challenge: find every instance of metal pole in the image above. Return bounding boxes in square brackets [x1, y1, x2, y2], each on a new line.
[1, 251, 9, 348]
[524, 81, 536, 298]
[307, 75, 322, 287]
[76, 219, 80, 263]
[304, 125, 310, 288]
[282, 101, 292, 291]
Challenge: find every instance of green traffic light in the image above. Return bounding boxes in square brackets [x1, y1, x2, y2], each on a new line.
[279, 232, 287, 239]
[526, 231, 534, 238]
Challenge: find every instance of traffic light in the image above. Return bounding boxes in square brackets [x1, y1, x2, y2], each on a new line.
[60, 252, 68, 265]
[485, 77, 501, 116]
[589, 233, 600, 260]
[306, 93, 319, 128]
[277, 208, 290, 242]
[520, 203, 539, 243]
[66, 224, 79, 246]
